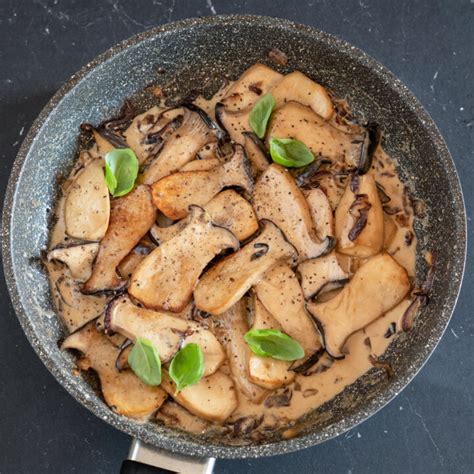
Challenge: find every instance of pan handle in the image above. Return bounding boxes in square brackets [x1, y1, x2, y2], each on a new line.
[120, 438, 216, 474]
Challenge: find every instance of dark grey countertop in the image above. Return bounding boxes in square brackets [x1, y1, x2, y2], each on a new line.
[0, 1, 472, 473]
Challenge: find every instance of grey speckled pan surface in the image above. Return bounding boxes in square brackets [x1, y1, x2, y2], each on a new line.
[2, 15, 466, 458]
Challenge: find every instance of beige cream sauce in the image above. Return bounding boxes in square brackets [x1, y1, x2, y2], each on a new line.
[48, 82, 418, 435]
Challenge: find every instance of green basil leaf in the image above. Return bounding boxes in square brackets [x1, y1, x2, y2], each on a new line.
[269, 138, 315, 168]
[249, 93, 276, 138]
[104, 148, 139, 197]
[244, 329, 305, 361]
[128, 337, 162, 386]
[169, 343, 204, 393]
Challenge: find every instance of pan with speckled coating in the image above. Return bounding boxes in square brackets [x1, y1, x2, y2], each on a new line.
[2, 15, 466, 462]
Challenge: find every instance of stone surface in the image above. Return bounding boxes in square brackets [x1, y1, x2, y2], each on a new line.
[0, 1, 472, 473]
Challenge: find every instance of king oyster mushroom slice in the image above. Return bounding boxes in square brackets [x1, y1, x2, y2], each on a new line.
[307, 253, 411, 358]
[194, 220, 298, 315]
[268, 70, 334, 120]
[266, 101, 364, 164]
[117, 237, 156, 280]
[160, 371, 238, 423]
[82, 185, 156, 294]
[179, 157, 221, 172]
[335, 173, 384, 258]
[47, 242, 99, 282]
[242, 131, 272, 173]
[248, 295, 296, 390]
[253, 164, 334, 261]
[151, 144, 254, 220]
[64, 158, 110, 241]
[141, 106, 219, 185]
[304, 187, 335, 240]
[150, 190, 258, 244]
[62, 321, 167, 418]
[105, 296, 225, 376]
[254, 263, 322, 357]
[297, 253, 351, 300]
[214, 299, 268, 403]
[129, 205, 240, 312]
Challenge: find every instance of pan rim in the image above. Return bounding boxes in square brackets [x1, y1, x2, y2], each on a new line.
[2, 14, 467, 459]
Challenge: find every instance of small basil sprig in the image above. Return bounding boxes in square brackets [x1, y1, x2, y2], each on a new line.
[244, 329, 304, 361]
[249, 93, 276, 139]
[128, 337, 162, 386]
[169, 343, 204, 393]
[104, 148, 139, 197]
[269, 138, 315, 168]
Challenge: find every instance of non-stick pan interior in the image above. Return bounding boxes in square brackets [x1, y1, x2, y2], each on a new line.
[2, 16, 465, 458]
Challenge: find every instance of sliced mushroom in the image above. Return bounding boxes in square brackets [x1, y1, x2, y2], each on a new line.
[242, 131, 271, 172]
[214, 299, 268, 403]
[297, 253, 350, 300]
[62, 322, 167, 418]
[335, 173, 384, 257]
[64, 158, 110, 241]
[304, 187, 335, 239]
[266, 102, 364, 164]
[269, 71, 334, 120]
[383, 214, 398, 249]
[141, 107, 219, 185]
[194, 220, 298, 315]
[90, 127, 116, 155]
[117, 238, 156, 280]
[307, 253, 411, 358]
[160, 371, 237, 423]
[179, 157, 221, 172]
[82, 185, 156, 294]
[129, 206, 239, 312]
[248, 296, 295, 390]
[253, 164, 334, 261]
[105, 296, 225, 376]
[151, 144, 254, 220]
[151, 190, 258, 244]
[47, 242, 99, 282]
[254, 263, 322, 357]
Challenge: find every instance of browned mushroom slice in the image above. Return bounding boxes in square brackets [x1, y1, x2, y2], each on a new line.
[307, 253, 411, 358]
[82, 185, 156, 294]
[383, 214, 398, 249]
[253, 164, 334, 261]
[214, 103, 249, 146]
[64, 158, 110, 241]
[105, 296, 225, 375]
[335, 173, 384, 257]
[117, 238, 156, 280]
[141, 107, 218, 185]
[179, 157, 221, 172]
[214, 299, 268, 403]
[248, 296, 295, 390]
[194, 220, 298, 315]
[269, 71, 334, 120]
[90, 128, 116, 155]
[160, 371, 238, 423]
[304, 188, 334, 239]
[129, 206, 239, 312]
[297, 253, 350, 300]
[150, 190, 258, 244]
[254, 263, 322, 357]
[151, 144, 253, 220]
[242, 131, 271, 172]
[266, 102, 364, 164]
[47, 242, 99, 282]
[62, 322, 167, 418]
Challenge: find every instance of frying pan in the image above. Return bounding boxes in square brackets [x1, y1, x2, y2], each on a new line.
[2, 14, 466, 473]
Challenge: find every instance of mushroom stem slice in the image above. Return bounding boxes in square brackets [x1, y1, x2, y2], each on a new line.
[242, 131, 272, 173]
[151, 144, 254, 220]
[253, 164, 334, 261]
[335, 173, 384, 257]
[62, 322, 167, 419]
[194, 220, 298, 315]
[105, 296, 225, 376]
[160, 371, 238, 423]
[82, 185, 156, 294]
[129, 205, 239, 312]
[307, 253, 411, 358]
[304, 188, 335, 240]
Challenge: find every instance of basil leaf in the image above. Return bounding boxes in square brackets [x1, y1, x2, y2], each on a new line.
[269, 138, 315, 168]
[128, 337, 162, 386]
[104, 148, 139, 197]
[244, 329, 304, 361]
[169, 343, 204, 393]
[249, 93, 276, 138]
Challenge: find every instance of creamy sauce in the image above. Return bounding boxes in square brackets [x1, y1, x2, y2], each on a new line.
[47, 74, 420, 442]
